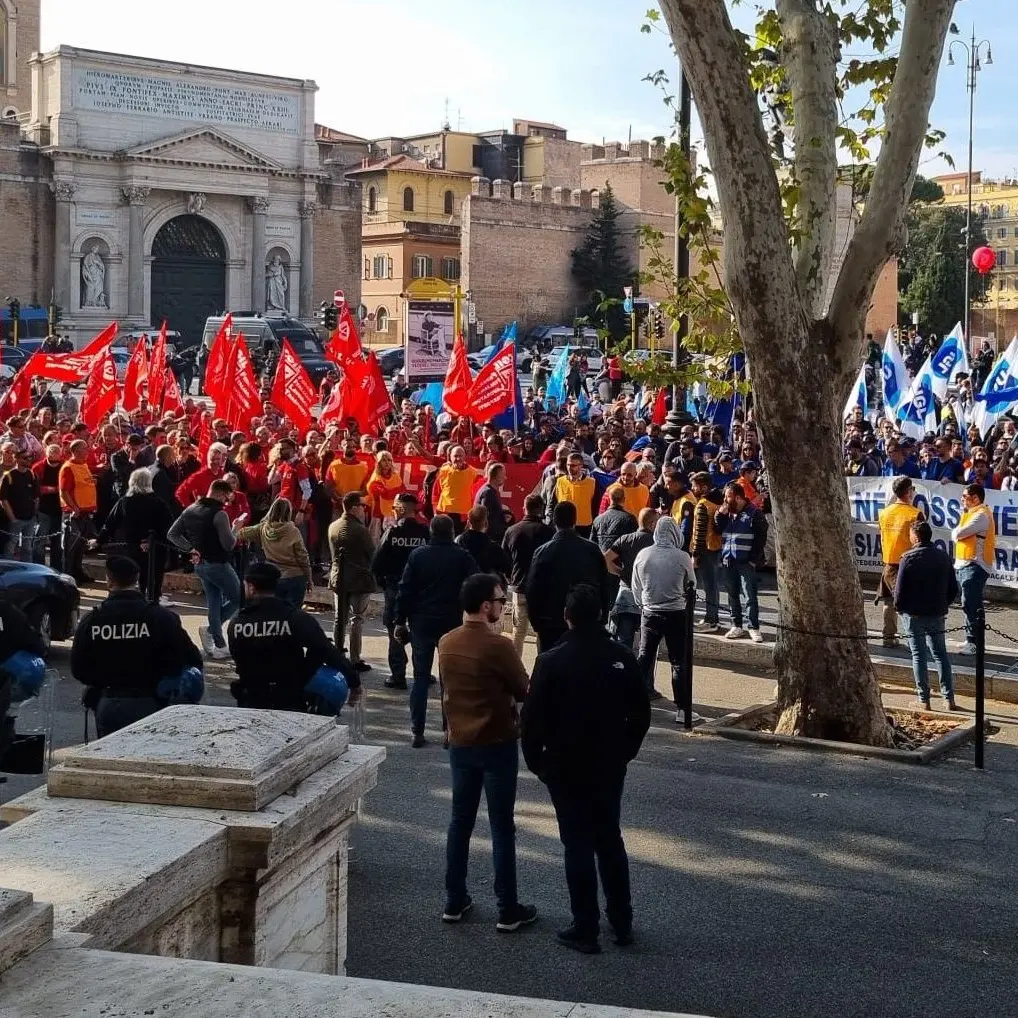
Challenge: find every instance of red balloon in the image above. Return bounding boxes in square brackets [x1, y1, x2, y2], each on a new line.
[972, 246, 997, 275]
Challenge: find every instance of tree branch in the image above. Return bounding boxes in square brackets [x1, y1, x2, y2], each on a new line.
[658, 0, 803, 359]
[777, 0, 840, 318]
[828, 0, 957, 370]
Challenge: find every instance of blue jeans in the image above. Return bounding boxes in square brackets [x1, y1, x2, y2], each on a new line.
[195, 561, 241, 647]
[276, 575, 307, 608]
[695, 550, 720, 625]
[611, 612, 640, 654]
[6, 517, 36, 562]
[903, 614, 953, 702]
[446, 740, 520, 911]
[957, 563, 989, 644]
[723, 560, 759, 629]
[409, 618, 457, 736]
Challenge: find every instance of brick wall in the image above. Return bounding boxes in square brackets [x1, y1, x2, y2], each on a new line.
[12, 0, 40, 118]
[314, 179, 362, 312]
[865, 259, 897, 337]
[462, 179, 594, 335]
[0, 122, 53, 306]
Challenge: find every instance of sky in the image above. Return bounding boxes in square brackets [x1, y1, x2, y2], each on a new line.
[40, 0, 1018, 180]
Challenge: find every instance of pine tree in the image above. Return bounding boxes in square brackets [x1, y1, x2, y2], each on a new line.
[571, 184, 636, 340]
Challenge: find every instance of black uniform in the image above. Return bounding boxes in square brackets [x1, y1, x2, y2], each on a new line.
[501, 514, 554, 590]
[520, 624, 650, 944]
[228, 595, 358, 711]
[371, 517, 429, 685]
[71, 591, 203, 736]
[524, 529, 611, 652]
[0, 602, 46, 766]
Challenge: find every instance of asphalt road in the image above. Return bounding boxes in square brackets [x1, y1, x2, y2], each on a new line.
[4, 587, 1018, 1018]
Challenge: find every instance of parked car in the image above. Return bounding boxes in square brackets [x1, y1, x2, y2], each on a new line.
[376, 346, 405, 378]
[546, 345, 603, 377]
[110, 347, 133, 382]
[199, 313, 333, 388]
[0, 560, 80, 654]
[0, 346, 31, 380]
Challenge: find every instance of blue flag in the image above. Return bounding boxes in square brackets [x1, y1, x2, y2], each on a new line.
[881, 328, 908, 420]
[412, 381, 445, 411]
[546, 344, 571, 404]
[489, 322, 524, 429]
[973, 336, 1018, 434]
[577, 388, 590, 421]
[842, 364, 869, 423]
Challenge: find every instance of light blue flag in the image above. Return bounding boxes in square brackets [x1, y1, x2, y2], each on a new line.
[926, 322, 969, 400]
[842, 364, 869, 423]
[577, 388, 590, 421]
[685, 386, 700, 422]
[412, 381, 445, 411]
[881, 328, 908, 422]
[546, 344, 571, 404]
[897, 370, 936, 439]
[973, 336, 1018, 435]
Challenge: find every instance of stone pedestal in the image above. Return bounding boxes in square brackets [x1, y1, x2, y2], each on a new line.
[0, 706, 384, 976]
[0, 888, 53, 977]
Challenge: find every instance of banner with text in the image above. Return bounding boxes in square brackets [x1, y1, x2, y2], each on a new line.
[848, 477, 1018, 589]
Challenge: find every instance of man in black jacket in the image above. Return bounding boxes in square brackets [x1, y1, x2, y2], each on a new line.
[229, 562, 360, 711]
[72, 556, 203, 736]
[524, 501, 610, 652]
[394, 514, 478, 747]
[456, 505, 510, 581]
[502, 494, 553, 656]
[371, 493, 429, 689]
[521, 584, 650, 955]
[894, 519, 959, 710]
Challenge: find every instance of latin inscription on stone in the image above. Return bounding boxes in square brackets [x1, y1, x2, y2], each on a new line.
[76, 208, 118, 227]
[72, 68, 300, 135]
[265, 222, 296, 238]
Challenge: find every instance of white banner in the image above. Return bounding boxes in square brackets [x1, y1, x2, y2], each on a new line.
[848, 477, 1018, 589]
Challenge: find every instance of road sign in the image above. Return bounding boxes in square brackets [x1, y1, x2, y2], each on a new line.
[333, 289, 345, 307]
[467, 302, 477, 324]
[623, 286, 633, 299]
[623, 297, 634, 314]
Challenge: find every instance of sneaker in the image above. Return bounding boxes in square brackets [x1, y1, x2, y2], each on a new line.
[694, 620, 719, 632]
[944, 699, 961, 712]
[881, 638, 900, 649]
[725, 627, 747, 640]
[198, 626, 216, 656]
[211, 645, 231, 661]
[158, 594, 172, 607]
[441, 896, 473, 923]
[612, 928, 635, 947]
[496, 903, 538, 932]
[354, 661, 372, 673]
[411, 733, 427, 749]
[384, 678, 408, 689]
[957, 641, 977, 656]
[555, 924, 601, 954]
[747, 628, 764, 644]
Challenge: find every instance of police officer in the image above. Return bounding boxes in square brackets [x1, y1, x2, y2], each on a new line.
[371, 492, 429, 689]
[71, 556, 203, 737]
[0, 600, 46, 770]
[228, 562, 361, 711]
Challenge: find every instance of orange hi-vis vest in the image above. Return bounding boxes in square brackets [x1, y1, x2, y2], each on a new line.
[878, 501, 922, 566]
[956, 505, 996, 566]
[555, 474, 596, 526]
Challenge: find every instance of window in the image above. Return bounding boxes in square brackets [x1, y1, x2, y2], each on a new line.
[1013, 227, 1018, 238]
[372, 254, 388, 279]
[364, 257, 370, 280]
[979, 205, 990, 218]
[411, 254, 433, 279]
[376, 308, 389, 333]
[403, 186, 415, 212]
[999, 250, 1009, 267]
[441, 257, 461, 281]
[998, 228, 1008, 240]
[472, 145, 484, 169]
[367, 186, 377, 213]
[444, 190, 455, 216]
[995, 205, 1008, 219]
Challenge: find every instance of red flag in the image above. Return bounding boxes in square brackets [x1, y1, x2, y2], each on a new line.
[325, 305, 364, 368]
[319, 372, 352, 425]
[204, 314, 233, 405]
[162, 368, 184, 415]
[81, 349, 119, 429]
[0, 354, 40, 418]
[31, 350, 98, 384]
[346, 352, 392, 431]
[270, 339, 316, 432]
[651, 387, 668, 426]
[148, 322, 168, 410]
[122, 338, 149, 413]
[442, 334, 473, 416]
[79, 322, 118, 358]
[196, 412, 213, 461]
[463, 342, 516, 420]
[221, 334, 260, 433]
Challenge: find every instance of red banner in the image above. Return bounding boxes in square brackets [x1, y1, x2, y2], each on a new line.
[148, 322, 168, 410]
[122, 338, 149, 413]
[222, 334, 260, 433]
[464, 341, 516, 419]
[271, 338, 316, 432]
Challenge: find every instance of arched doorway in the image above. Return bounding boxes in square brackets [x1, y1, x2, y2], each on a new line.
[150, 214, 226, 347]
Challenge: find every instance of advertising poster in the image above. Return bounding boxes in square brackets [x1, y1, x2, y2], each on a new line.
[405, 301, 454, 382]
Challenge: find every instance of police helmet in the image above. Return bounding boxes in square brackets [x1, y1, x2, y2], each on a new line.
[304, 666, 349, 716]
[1, 651, 46, 703]
[156, 666, 205, 705]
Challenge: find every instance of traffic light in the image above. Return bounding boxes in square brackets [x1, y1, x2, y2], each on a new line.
[324, 304, 339, 330]
[653, 307, 665, 342]
[6, 297, 20, 346]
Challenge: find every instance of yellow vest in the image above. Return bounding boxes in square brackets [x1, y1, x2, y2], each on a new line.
[956, 505, 996, 566]
[556, 474, 596, 526]
[436, 464, 478, 515]
[694, 496, 723, 552]
[878, 501, 922, 566]
[671, 493, 697, 538]
[607, 481, 649, 517]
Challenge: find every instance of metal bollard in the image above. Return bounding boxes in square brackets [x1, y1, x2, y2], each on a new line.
[975, 607, 986, 770]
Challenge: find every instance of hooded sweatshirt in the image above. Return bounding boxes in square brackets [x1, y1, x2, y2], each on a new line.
[631, 516, 696, 614]
[238, 519, 313, 584]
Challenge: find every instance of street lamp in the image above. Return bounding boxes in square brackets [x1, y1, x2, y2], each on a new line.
[948, 25, 992, 340]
